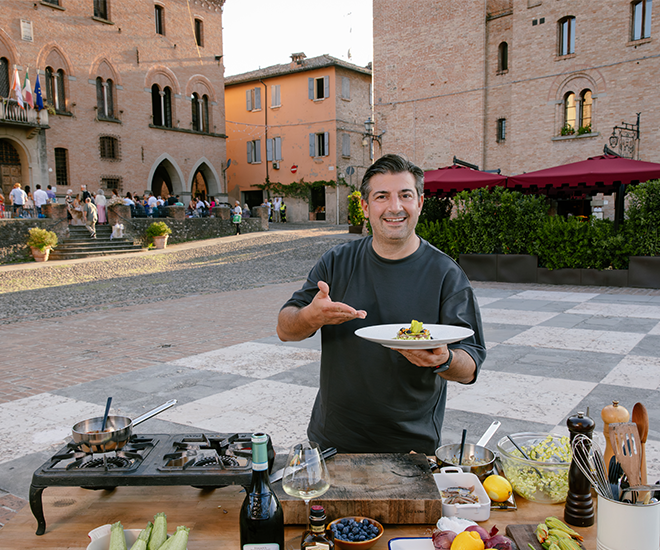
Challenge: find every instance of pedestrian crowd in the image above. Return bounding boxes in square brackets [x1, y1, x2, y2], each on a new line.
[2, 182, 59, 218]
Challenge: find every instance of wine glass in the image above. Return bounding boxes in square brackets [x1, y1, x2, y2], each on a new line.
[281, 440, 330, 526]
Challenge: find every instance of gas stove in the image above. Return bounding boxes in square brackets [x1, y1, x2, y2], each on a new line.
[30, 432, 274, 535]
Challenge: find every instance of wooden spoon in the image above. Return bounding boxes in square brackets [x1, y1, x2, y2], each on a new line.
[632, 403, 649, 498]
[608, 422, 642, 489]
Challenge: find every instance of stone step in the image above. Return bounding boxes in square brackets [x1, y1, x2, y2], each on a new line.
[51, 224, 143, 260]
[52, 243, 143, 253]
[49, 248, 145, 260]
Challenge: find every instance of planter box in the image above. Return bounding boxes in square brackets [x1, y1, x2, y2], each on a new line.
[580, 269, 628, 287]
[497, 255, 538, 283]
[628, 256, 660, 289]
[459, 254, 497, 281]
[348, 224, 363, 234]
[537, 268, 581, 285]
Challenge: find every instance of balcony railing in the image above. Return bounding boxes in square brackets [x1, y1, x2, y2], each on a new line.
[0, 98, 49, 127]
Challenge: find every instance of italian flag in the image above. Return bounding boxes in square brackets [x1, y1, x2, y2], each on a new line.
[23, 69, 34, 109]
[11, 68, 24, 109]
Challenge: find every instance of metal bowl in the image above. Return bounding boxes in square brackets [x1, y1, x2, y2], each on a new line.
[434, 443, 496, 481]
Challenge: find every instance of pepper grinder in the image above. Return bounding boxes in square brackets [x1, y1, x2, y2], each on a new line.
[564, 411, 596, 527]
[601, 400, 629, 474]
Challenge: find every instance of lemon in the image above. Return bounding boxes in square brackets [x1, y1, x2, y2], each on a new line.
[450, 531, 484, 550]
[483, 474, 513, 502]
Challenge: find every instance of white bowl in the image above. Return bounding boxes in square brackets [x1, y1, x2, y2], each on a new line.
[86, 524, 183, 550]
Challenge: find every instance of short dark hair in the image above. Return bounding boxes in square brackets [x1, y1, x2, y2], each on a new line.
[360, 154, 424, 201]
[36, 184, 41, 190]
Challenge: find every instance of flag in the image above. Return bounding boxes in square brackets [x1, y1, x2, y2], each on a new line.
[34, 74, 44, 110]
[23, 69, 34, 109]
[11, 68, 24, 109]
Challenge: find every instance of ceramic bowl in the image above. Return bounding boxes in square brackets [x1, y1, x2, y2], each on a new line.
[328, 516, 384, 550]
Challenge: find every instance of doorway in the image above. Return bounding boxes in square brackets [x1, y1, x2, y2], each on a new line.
[152, 164, 172, 198]
[0, 139, 22, 200]
[192, 169, 207, 200]
[310, 186, 326, 220]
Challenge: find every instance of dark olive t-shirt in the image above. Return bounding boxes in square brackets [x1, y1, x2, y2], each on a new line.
[283, 236, 486, 455]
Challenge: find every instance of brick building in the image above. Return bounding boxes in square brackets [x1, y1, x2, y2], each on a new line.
[373, 0, 660, 217]
[224, 54, 372, 224]
[0, 0, 227, 205]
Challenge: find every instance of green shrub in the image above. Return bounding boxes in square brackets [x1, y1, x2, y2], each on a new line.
[417, 219, 461, 261]
[145, 221, 172, 238]
[26, 227, 58, 252]
[347, 191, 365, 226]
[419, 196, 452, 224]
[625, 179, 660, 256]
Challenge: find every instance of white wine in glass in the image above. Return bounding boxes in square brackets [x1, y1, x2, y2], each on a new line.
[281, 441, 330, 523]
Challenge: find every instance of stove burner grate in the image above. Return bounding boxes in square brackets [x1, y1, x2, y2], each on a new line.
[187, 455, 240, 469]
[79, 456, 131, 470]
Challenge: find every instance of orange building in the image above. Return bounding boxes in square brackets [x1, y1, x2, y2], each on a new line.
[224, 53, 372, 223]
[1, 0, 227, 205]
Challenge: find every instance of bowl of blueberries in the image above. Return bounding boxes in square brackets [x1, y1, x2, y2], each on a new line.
[328, 516, 384, 550]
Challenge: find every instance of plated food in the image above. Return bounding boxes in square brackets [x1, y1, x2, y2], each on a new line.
[355, 324, 474, 350]
[396, 320, 432, 340]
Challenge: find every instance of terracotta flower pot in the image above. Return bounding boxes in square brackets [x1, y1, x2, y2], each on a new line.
[31, 247, 51, 262]
[153, 235, 168, 249]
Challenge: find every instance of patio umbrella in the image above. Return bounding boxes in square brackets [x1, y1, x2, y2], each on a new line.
[507, 154, 660, 227]
[424, 164, 506, 197]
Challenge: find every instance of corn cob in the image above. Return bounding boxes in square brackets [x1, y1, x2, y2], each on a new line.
[535, 523, 549, 543]
[545, 517, 584, 542]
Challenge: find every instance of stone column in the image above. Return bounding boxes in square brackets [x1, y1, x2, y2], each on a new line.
[253, 206, 269, 230]
[168, 205, 185, 220]
[213, 206, 231, 220]
[42, 204, 68, 221]
[107, 204, 131, 226]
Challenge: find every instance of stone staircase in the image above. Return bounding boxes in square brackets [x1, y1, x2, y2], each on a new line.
[49, 225, 144, 260]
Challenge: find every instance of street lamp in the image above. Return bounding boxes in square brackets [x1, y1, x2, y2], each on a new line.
[362, 117, 384, 161]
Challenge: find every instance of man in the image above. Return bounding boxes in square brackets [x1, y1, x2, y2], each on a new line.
[276, 154, 486, 454]
[273, 196, 282, 223]
[46, 185, 57, 204]
[9, 183, 27, 217]
[80, 184, 93, 203]
[82, 196, 98, 238]
[33, 184, 49, 217]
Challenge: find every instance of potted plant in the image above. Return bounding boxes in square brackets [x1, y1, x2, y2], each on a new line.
[347, 191, 365, 233]
[560, 125, 576, 136]
[26, 227, 58, 262]
[146, 221, 172, 249]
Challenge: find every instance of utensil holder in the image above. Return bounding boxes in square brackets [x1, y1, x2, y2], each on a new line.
[597, 494, 660, 550]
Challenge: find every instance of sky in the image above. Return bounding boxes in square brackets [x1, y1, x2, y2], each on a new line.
[221, 0, 373, 77]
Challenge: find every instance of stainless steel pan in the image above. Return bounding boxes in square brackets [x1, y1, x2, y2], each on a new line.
[72, 399, 177, 452]
[434, 421, 500, 481]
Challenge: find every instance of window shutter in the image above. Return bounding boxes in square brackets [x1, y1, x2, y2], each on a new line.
[323, 132, 329, 156]
[266, 138, 273, 161]
[247, 141, 253, 163]
[255, 139, 261, 163]
[309, 133, 315, 156]
[324, 76, 330, 99]
[246, 89, 252, 111]
[308, 78, 314, 100]
[342, 133, 350, 157]
[342, 77, 350, 99]
[271, 84, 280, 106]
[254, 86, 261, 110]
[275, 137, 282, 160]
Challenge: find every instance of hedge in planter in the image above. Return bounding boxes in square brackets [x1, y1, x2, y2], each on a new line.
[625, 179, 660, 257]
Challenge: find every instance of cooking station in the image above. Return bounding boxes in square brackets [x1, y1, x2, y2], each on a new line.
[29, 432, 274, 535]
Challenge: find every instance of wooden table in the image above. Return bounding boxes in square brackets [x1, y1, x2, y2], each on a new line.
[0, 485, 597, 550]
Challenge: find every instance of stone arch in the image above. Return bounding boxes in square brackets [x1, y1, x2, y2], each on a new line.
[188, 157, 221, 197]
[185, 75, 216, 103]
[37, 42, 75, 76]
[0, 28, 19, 67]
[89, 56, 122, 87]
[144, 65, 181, 95]
[0, 137, 33, 199]
[147, 154, 185, 196]
[547, 69, 605, 134]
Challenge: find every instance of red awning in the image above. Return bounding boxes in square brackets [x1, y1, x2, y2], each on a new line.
[507, 155, 660, 197]
[424, 165, 506, 197]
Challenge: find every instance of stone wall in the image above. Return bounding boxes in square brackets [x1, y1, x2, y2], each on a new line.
[0, 218, 69, 264]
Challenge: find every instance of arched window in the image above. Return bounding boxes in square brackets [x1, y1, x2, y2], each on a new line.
[194, 18, 204, 47]
[191, 92, 210, 132]
[558, 16, 576, 55]
[96, 77, 115, 119]
[202, 94, 209, 132]
[564, 92, 576, 130]
[155, 5, 165, 35]
[191, 92, 200, 131]
[45, 66, 67, 112]
[0, 57, 9, 97]
[56, 69, 66, 111]
[151, 84, 172, 127]
[163, 87, 172, 127]
[498, 42, 508, 73]
[580, 89, 592, 130]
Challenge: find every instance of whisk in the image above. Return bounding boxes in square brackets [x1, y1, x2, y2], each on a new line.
[571, 434, 613, 500]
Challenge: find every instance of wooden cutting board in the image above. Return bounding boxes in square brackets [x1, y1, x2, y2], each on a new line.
[274, 453, 442, 525]
[506, 524, 586, 550]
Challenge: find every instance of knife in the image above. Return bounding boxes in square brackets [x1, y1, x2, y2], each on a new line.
[269, 447, 338, 483]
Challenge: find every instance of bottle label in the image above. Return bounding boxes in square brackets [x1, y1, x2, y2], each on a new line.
[305, 544, 330, 550]
[247, 492, 273, 520]
[243, 544, 280, 550]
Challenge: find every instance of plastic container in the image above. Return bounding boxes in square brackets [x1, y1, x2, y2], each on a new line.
[86, 524, 183, 550]
[497, 432, 570, 504]
[597, 494, 660, 550]
[433, 466, 491, 522]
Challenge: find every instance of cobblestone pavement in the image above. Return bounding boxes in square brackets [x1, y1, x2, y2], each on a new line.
[0, 226, 658, 532]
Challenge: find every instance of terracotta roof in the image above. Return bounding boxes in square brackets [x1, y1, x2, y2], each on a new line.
[224, 54, 372, 86]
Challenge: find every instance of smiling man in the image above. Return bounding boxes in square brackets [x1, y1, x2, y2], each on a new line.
[277, 154, 486, 454]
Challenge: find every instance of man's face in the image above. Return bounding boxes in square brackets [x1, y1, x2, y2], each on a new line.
[361, 172, 423, 244]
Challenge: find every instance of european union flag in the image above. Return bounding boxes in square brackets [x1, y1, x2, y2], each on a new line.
[34, 74, 44, 110]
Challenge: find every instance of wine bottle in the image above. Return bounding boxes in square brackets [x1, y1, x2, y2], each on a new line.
[301, 505, 334, 550]
[240, 433, 285, 550]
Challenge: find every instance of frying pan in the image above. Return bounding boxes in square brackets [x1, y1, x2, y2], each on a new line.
[72, 399, 177, 452]
[435, 421, 500, 481]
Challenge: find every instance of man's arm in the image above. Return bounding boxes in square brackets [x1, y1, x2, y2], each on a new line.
[277, 281, 366, 342]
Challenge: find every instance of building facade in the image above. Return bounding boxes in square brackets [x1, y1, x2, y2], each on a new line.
[224, 54, 372, 224]
[373, 0, 660, 216]
[1, 0, 227, 205]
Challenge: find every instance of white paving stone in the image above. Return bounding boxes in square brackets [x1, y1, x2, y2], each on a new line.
[504, 326, 645, 355]
[510, 290, 599, 302]
[157, 380, 318, 450]
[169, 342, 321, 379]
[476, 297, 502, 307]
[446, 370, 596, 425]
[0, 394, 104, 465]
[649, 321, 660, 335]
[480, 308, 560, 326]
[566, 302, 660, 319]
[600, 355, 660, 389]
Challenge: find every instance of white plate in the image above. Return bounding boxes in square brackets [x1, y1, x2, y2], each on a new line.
[354, 324, 474, 349]
[388, 537, 434, 550]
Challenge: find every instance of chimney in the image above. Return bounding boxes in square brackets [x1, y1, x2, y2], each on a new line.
[290, 52, 306, 65]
